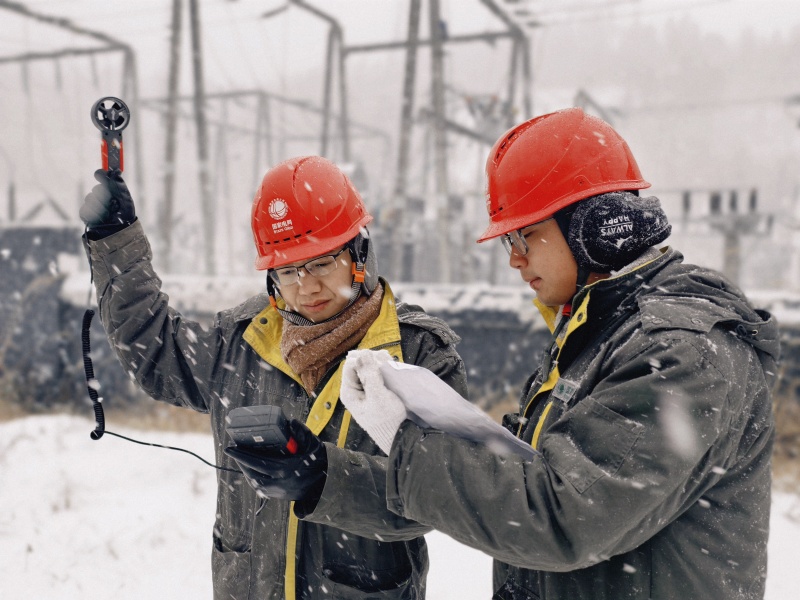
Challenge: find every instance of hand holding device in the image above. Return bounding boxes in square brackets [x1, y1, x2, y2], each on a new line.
[224, 407, 327, 504]
[81, 97, 136, 238]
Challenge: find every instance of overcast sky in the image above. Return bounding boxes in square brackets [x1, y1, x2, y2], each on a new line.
[4, 1, 799, 84]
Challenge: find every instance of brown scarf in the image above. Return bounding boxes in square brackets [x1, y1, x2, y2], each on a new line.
[281, 284, 385, 392]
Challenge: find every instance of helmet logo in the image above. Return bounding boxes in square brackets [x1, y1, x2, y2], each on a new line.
[268, 198, 289, 220]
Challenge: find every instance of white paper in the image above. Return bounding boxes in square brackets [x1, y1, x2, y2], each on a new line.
[380, 361, 537, 460]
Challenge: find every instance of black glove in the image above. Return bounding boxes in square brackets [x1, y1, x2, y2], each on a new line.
[80, 169, 136, 240]
[224, 419, 327, 508]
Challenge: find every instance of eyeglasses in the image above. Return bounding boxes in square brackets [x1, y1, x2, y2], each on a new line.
[501, 229, 530, 256]
[500, 218, 555, 256]
[269, 247, 348, 287]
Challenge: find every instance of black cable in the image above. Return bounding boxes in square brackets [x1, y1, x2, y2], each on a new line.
[82, 309, 105, 440]
[81, 307, 240, 474]
[102, 430, 241, 473]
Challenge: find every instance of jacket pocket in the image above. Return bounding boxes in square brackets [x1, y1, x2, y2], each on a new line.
[316, 531, 415, 596]
[319, 569, 414, 599]
[212, 542, 251, 599]
[546, 397, 643, 494]
[492, 577, 541, 600]
[214, 470, 253, 551]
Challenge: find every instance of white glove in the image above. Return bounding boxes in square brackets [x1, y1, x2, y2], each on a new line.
[340, 349, 408, 454]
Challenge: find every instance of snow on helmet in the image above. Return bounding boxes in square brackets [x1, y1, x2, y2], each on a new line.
[252, 156, 373, 270]
[478, 107, 650, 243]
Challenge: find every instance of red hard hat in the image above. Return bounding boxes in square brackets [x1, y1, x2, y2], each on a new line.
[478, 107, 650, 242]
[251, 156, 373, 270]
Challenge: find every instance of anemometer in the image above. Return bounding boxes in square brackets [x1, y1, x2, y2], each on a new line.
[81, 98, 245, 472]
[90, 96, 130, 172]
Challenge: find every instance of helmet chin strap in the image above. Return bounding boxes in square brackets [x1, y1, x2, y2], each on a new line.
[574, 264, 591, 298]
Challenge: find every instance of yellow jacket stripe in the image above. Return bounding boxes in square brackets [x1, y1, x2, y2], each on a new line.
[521, 292, 591, 448]
[525, 254, 664, 450]
[243, 283, 404, 600]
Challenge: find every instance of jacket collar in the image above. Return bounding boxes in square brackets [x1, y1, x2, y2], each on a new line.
[534, 247, 674, 334]
[535, 246, 779, 365]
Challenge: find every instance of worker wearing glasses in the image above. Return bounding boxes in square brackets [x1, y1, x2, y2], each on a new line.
[339, 108, 779, 600]
[80, 155, 467, 600]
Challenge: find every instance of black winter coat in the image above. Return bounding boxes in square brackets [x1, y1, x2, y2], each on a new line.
[85, 221, 468, 600]
[386, 247, 779, 600]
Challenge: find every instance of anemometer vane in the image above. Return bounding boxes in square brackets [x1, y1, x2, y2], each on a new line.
[90, 96, 130, 172]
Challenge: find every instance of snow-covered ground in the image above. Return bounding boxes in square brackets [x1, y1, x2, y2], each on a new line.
[1, 415, 797, 599]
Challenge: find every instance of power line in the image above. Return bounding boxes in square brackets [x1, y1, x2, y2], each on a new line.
[624, 93, 798, 115]
[535, 0, 732, 27]
[513, 0, 643, 19]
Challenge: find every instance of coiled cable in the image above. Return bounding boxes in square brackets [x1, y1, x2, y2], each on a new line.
[81, 308, 238, 473]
